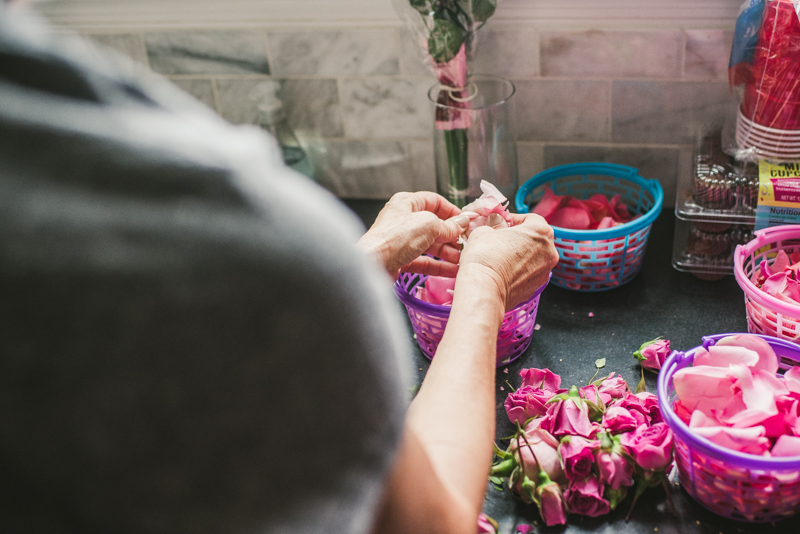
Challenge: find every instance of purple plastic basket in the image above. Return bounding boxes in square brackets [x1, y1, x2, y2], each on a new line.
[657, 333, 800, 523]
[394, 273, 549, 367]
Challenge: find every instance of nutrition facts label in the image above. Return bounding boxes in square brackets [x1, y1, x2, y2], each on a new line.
[755, 160, 800, 230]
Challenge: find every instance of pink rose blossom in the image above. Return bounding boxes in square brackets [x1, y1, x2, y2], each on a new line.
[579, 384, 605, 406]
[635, 392, 663, 424]
[519, 368, 563, 393]
[508, 425, 566, 491]
[542, 393, 595, 439]
[619, 423, 673, 471]
[616, 392, 651, 427]
[597, 372, 628, 401]
[634, 338, 671, 371]
[596, 448, 634, 490]
[558, 435, 599, 481]
[536, 482, 567, 526]
[477, 513, 497, 534]
[564, 476, 611, 517]
[602, 406, 638, 434]
[505, 385, 557, 425]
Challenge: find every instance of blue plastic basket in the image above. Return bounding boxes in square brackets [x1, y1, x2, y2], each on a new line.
[515, 163, 663, 292]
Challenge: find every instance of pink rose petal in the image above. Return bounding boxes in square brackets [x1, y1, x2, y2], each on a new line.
[715, 335, 779, 374]
[549, 206, 592, 230]
[673, 365, 736, 413]
[772, 434, 800, 457]
[694, 345, 759, 368]
[692, 425, 771, 455]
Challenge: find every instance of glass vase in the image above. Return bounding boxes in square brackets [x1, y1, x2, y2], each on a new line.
[428, 75, 517, 209]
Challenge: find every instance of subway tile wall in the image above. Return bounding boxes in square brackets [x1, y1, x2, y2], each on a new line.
[83, 25, 735, 205]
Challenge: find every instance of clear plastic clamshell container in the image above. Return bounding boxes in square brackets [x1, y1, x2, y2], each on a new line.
[672, 132, 756, 278]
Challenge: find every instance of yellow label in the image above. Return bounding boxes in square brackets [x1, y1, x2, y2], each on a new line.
[758, 161, 800, 207]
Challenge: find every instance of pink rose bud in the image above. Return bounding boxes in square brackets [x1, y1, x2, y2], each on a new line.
[508, 425, 566, 492]
[595, 448, 634, 490]
[505, 385, 557, 425]
[536, 482, 567, 526]
[616, 392, 652, 427]
[559, 435, 599, 481]
[542, 387, 596, 439]
[564, 476, 611, 517]
[602, 405, 638, 434]
[634, 338, 671, 371]
[635, 392, 663, 424]
[477, 513, 498, 533]
[619, 423, 674, 471]
[597, 372, 628, 401]
[519, 368, 563, 393]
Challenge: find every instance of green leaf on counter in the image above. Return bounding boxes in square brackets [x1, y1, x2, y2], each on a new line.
[489, 476, 504, 485]
[595, 358, 606, 369]
[428, 18, 466, 64]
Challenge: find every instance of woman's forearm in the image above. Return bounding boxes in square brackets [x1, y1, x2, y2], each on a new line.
[405, 264, 506, 513]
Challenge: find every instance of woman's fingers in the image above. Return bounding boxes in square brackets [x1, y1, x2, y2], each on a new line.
[402, 256, 459, 278]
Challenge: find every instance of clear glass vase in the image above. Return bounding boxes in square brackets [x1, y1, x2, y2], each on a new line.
[428, 75, 517, 209]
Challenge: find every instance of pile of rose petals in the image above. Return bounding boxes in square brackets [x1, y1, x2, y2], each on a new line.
[532, 186, 636, 230]
[416, 181, 512, 306]
[415, 275, 456, 306]
[673, 334, 800, 457]
[494, 368, 673, 526]
[750, 249, 800, 306]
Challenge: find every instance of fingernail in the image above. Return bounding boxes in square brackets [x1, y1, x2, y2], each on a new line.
[487, 213, 503, 227]
[453, 213, 470, 228]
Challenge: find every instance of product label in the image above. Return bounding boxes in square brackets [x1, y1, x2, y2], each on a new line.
[755, 161, 800, 230]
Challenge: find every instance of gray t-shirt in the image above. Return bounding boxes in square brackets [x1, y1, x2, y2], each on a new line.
[0, 8, 411, 534]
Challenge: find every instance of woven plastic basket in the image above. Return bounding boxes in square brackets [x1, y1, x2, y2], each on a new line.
[734, 225, 800, 341]
[658, 333, 800, 523]
[515, 163, 663, 292]
[394, 273, 549, 367]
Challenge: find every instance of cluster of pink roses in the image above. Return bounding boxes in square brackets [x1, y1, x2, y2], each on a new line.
[491, 368, 674, 526]
[750, 249, 800, 305]
[673, 334, 800, 456]
[531, 186, 636, 230]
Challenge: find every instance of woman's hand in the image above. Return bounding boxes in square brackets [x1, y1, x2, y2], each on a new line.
[357, 192, 469, 279]
[458, 212, 559, 311]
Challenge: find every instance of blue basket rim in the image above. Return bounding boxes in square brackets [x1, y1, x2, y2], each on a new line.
[514, 162, 664, 240]
[657, 332, 800, 469]
[394, 272, 550, 317]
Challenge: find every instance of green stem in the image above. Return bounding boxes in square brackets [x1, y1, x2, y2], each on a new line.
[444, 128, 469, 208]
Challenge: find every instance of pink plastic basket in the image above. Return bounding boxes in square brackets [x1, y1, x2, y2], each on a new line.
[658, 333, 800, 522]
[734, 225, 800, 341]
[393, 273, 549, 366]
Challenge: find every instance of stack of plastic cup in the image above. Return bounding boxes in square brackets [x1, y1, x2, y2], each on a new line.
[739, 0, 800, 144]
[742, 0, 800, 129]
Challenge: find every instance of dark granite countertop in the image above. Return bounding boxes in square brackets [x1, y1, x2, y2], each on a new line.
[343, 199, 800, 534]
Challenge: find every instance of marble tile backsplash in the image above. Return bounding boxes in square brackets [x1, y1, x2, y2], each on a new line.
[83, 25, 736, 204]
